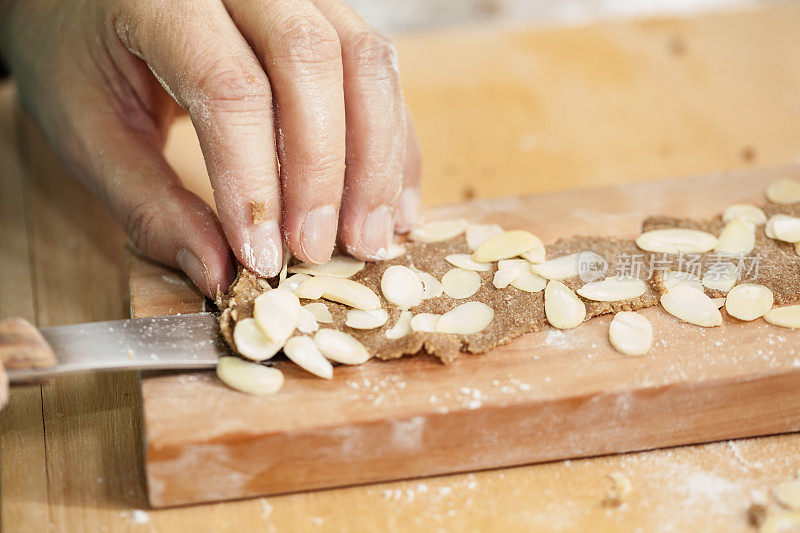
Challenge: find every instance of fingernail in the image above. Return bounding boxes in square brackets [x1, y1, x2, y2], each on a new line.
[301, 205, 337, 264]
[362, 205, 393, 259]
[176, 248, 210, 293]
[395, 187, 420, 233]
[242, 220, 282, 277]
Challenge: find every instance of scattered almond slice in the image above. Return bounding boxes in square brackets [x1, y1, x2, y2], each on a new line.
[385, 310, 413, 339]
[298, 275, 381, 310]
[441, 268, 481, 299]
[279, 273, 312, 292]
[415, 270, 444, 299]
[764, 306, 800, 329]
[445, 253, 491, 272]
[635, 228, 717, 254]
[577, 277, 647, 302]
[531, 253, 581, 280]
[715, 217, 755, 255]
[608, 312, 652, 356]
[232, 318, 282, 361]
[723, 204, 767, 225]
[294, 277, 325, 300]
[766, 214, 800, 243]
[519, 243, 546, 264]
[385, 242, 407, 260]
[767, 178, 800, 204]
[253, 289, 301, 344]
[758, 511, 800, 533]
[701, 262, 739, 293]
[216, 356, 284, 395]
[602, 472, 634, 507]
[796, 242, 800, 256]
[284, 336, 333, 379]
[773, 476, 800, 511]
[409, 219, 467, 243]
[297, 306, 320, 333]
[472, 230, 543, 263]
[313, 329, 371, 365]
[661, 270, 703, 292]
[436, 301, 494, 334]
[712, 297, 726, 309]
[288, 255, 366, 278]
[346, 308, 389, 329]
[410, 313, 440, 332]
[544, 280, 586, 329]
[493, 267, 521, 289]
[381, 265, 424, 310]
[660, 285, 722, 327]
[465, 223, 504, 250]
[304, 302, 333, 323]
[497, 260, 547, 292]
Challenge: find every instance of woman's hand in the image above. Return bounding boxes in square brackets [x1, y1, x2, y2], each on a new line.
[0, 0, 421, 297]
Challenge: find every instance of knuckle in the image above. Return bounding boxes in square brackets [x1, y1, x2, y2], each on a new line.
[125, 199, 161, 256]
[194, 57, 272, 114]
[272, 15, 341, 66]
[348, 31, 398, 73]
[291, 149, 345, 182]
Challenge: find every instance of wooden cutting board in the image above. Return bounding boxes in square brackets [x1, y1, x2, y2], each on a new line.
[133, 164, 800, 508]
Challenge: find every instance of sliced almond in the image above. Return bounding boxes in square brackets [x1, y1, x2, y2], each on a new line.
[766, 214, 800, 243]
[519, 243, 546, 264]
[661, 270, 703, 292]
[298, 275, 381, 310]
[758, 511, 800, 533]
[385, 310, 413, 339]
[313, 329, 371, 365]
[609, 312, 652, 356]
[445, 254, 491, 272]
[701, 262, 739, 293]
[415, 270, 444, 299]
[635, 228, 717, 254]
[773, 477, 800, 511]
[532, 253, 581, 280]
[493, 267, 520, 289]
[715, 217, 755, 255]
[725, 284, 774, 321]
[409, 219, 467, 243]
[288, 255, 365, 278]
[497, 260, 546, 292]
[304, 302, 333, 323]
[767, 178, 800, 204]
[346, 308, 389, 329]
[385, 242, 407, 260]
[278, 245, 291, 285]
[294, 277, 326, 300]
[764, 306, 800, 329]
[660, 285, 722, 327]
[544, 280, 586, 329]
[441, 268, 481, 299]
[381, 265, 424, 310]
[297, 306, 320, 334]
[466, 223, 504, 251]
[216, 356, 284, 395]
[577, 277, 646, 301]
[712, 297, 726, 309]
[253, 289, 301, 344]
[232, 318, 282, 361]
[410, 313, 440, 332]
[796, 242, 800, 256]
[284, 336, 333, 379]
[722, 204, 767, 225]
[472, 230, 543, 263]
[279, 273, 312, 292]
[436, 301, 494, 334]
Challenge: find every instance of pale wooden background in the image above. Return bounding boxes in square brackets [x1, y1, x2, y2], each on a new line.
[4, 4, 800, 532]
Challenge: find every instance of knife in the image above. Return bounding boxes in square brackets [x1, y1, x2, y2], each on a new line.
[0, 313, 231, 384]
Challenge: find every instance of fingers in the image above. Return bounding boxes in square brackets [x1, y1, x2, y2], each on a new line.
[395, 111, 422, 233]
[222, 0, 346, 264]
[311, 0, 407, 260]
[113, 0, 283, 276]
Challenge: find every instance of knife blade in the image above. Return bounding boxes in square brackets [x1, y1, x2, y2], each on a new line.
[6, 313, 231, 383]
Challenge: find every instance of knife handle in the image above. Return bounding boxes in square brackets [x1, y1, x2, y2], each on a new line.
[0, 317, 57, 383]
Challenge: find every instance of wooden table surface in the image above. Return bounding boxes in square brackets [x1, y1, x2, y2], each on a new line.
[4, 4, 800, 531]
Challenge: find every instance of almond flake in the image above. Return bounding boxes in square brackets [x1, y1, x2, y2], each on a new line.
[758, 511, 800, 533]
[381, 265, 424, 310]
[232, 318, 282, 361]
[436, 301, 494, 334]
[773, 477, 800, 511]
[278, 245, 291, 284]
[385, 242, 407, 260]
[725, 284, 773, 320]
[577, 277, 647, 302]
[297, 275, 381, 310]
[472, 230, 543, 263]
[445, 254, 491, 271]
[608, 312, 652, 356]
[385, 310, 413, 339]
[304, 302, 333, 323]
[415, 270, 443, 299]
[410, 313, 440, 332]
[764, 306, 800, 329]
[498, 260, 546, 292]
[288, 255, 365, 278]
[493, 268, 520, 289]
[409, 219, 467, 243]
[722, 204, 767, 225]
[531, 253, 581, 280]
[544, 280, 586, 329]
[519, 244, 546, 264]
[767, 178, 800, 204]
[766, 214, 800, 243]
[297, 307, 320, 333]
[661, 270, 704, 292]
[253, 289, 301, 344]
[712, 297, 726, 309]
[279, 273, 311, 292]
[346, 308, 389, 329]
[660, 285, 722, 327]
[216, 356, 284, 395]
[284, 336, 333, 379]
[466, 223, 504, 250]
[441, 268, 481, 299]
[313, 329, 371, 365]
[294, 278, 325, 300]
[635, 228, 717, 254]
[701, 262, 739, 293]
[715, 217, 755, 255]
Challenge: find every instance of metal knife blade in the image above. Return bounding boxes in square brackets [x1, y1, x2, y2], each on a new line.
[7, 313, 231, 383]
